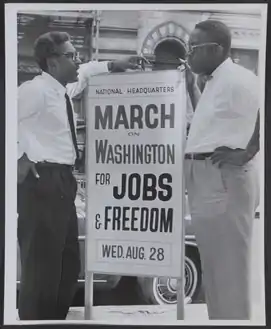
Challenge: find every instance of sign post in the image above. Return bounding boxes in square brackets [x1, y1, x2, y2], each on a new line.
[84, 70, 187, 320]
[177, 184, 186, 320]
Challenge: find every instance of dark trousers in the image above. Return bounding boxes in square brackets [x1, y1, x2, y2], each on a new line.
[17, 163, 80, 320]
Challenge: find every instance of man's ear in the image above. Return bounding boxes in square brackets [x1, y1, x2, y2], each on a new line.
[46, 57, 58, 72]
[216, 45, 224, 57]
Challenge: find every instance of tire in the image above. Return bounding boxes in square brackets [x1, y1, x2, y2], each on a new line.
[136, 247, 202, 305]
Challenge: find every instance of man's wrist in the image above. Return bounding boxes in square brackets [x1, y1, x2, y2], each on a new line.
[245, 146, 259, 162]
[107, 60, 126, 73]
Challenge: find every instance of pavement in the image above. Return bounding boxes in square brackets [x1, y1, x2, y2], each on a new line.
[68, 304, 209, 323]
[17, 303, 265, 326]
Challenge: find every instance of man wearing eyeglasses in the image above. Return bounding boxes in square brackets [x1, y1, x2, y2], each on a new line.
[17, 31, 145, 320]
[182, 20, 260, 319]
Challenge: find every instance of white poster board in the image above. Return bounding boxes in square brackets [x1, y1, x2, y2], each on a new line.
[85, 70, 187, 279]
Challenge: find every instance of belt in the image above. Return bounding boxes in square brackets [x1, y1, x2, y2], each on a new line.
[36, 161, 73, 170]
[185, 152, 213, 160]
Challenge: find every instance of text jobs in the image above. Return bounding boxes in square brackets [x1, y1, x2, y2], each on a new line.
[97, 240, 171, 266]
[94, 172, 174, 233]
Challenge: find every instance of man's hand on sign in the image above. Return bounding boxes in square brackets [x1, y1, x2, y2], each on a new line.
[210, 146, 250, 168]
[178, 58, 200, 111]
[109, 55, 150, 72]
[18, 153, 39, 184]
[178, 58, 196, 91]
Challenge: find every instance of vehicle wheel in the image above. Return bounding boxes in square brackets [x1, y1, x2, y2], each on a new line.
[136, 247, 202, 305]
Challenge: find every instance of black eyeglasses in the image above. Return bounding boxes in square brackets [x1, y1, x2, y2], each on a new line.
[186, 42, 220, 56]
[153, 59, 181, 66]
[53, 51, 81, 62]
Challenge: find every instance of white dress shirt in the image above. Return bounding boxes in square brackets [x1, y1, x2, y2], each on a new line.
[185, 58, 259, 153]
[18, 61, 109, 164]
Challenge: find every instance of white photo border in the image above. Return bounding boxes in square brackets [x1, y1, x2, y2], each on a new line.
[4, 2, 268, 326]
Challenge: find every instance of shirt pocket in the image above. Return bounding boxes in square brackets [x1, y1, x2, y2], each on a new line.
[211, 79, 242, 120]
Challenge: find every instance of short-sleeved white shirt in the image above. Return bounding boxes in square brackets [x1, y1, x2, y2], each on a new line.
[185, 58, 259, 153]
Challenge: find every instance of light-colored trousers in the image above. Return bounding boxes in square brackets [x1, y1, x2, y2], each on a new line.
[184, 155, 259, 320]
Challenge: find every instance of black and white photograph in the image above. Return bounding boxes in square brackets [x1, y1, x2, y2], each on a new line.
[4, 2, 267, 326]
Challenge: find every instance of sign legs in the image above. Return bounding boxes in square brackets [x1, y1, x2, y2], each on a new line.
[84, 271, 94, 320]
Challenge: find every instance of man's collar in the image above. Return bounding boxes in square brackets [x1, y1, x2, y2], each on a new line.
[209, 57, 233, 79]
[41, 71, 67, 94]
[199, 58, 233, 83]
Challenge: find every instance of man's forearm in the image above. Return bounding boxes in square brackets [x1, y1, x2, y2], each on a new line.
[67, 61, 110, 99]
[245, 111, 260, 161]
